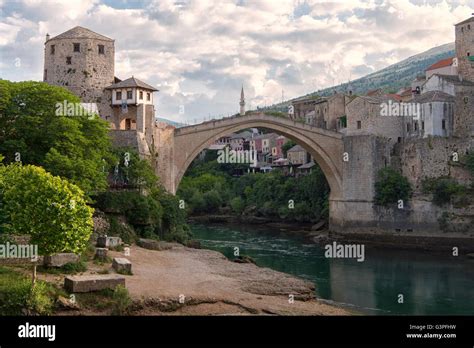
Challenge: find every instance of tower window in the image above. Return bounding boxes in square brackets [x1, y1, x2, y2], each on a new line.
[66, 56, 72, 65]
[357, 120, 361, 129]
[98, 44, 105, 54]
[147, 93, 151, 101]
[127, 90, 133, 99]
[442, 119, 446, 130]
[50, 45, 55, 55]
[116, 91, 122, 100]
[73, 43, 80, 52]
[139, 91, 143, 100]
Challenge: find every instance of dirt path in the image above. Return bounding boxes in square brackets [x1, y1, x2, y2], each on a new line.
[106, 244, 350, 315]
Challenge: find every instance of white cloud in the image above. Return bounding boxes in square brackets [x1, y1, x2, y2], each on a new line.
[0, 0, 472, 121]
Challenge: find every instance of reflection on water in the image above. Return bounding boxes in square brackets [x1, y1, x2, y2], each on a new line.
[191, 223, 474, 315]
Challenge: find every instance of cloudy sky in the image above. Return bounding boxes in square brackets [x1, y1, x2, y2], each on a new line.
[1, 0, 473, 122]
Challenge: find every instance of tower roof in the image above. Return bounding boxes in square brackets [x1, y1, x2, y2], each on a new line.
[105, 76, 158, 91]
[455, 17, 474, 26]
[48, 26, 114, 42]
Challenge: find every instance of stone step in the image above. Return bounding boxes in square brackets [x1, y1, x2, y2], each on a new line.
[64, 274, 125, 293]
[112, 257, 132, 274]
[44, 253, 79, 267]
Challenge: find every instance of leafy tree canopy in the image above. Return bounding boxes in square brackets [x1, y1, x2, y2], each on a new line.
[0, 164, 93, 255]
[0, 80, 114, 196]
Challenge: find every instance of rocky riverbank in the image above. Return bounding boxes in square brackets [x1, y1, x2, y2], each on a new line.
[43, 243, 351, 316]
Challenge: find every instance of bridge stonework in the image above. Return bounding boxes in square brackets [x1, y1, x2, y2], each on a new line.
[148, 113, 388, 232]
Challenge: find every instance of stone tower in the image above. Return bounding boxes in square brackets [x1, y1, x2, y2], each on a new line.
[455, 16, 474, 82]
[43, 26, 115, 119]
[239, 85, 245, 116]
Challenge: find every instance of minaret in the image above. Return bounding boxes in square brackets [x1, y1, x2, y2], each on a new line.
[239, 85, 245, 116]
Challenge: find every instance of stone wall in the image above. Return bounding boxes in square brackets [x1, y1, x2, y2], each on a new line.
[395, 136, 472, 192]
[453, 84, 474, 138]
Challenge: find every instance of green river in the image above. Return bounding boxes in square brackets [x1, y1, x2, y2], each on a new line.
[190, 223, 474, 315]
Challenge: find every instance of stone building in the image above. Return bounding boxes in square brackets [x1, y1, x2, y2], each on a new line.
[302, 93, 348, 131]
[455, 16, 474, 82]
[425, 57, 457, 79]
[287, 144, 309, 165]
[43, 26, 158, 155]
[291, 95, 318, 120]
[43, 26, 115, 120]
[345, 95, 407, 145]
[413, 91, 455, 138]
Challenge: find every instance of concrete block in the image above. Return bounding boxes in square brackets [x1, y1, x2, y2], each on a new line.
[97, 236, 122, 248]
[43, 253, 79, 267]
[94, 247, 108, 261]
[64, 274, 125, 293]
[112, 257, 132, 274]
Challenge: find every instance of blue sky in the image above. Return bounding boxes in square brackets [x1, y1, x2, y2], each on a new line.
[1, 0, 473, 122]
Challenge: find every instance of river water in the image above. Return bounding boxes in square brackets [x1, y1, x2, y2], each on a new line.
[190, 223, 474, 315]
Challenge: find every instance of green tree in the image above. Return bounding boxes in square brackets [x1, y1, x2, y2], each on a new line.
[0, 164, 93, 255]
[0, 80, 113, 196]
[374, 167, 412, 206]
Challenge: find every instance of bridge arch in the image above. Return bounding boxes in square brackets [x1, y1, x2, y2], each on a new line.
[170, 114, 344, 201]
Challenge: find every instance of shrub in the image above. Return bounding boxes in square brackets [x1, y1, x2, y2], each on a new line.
[108, 216, 137, 244]
[0, 164, 94, 256]
[230, 197, 245, 215]
[422, 177, 464, 206]
[0, 267, 54, 315]
[111, 285, 132, 315]
[203, 190, 222, 212]
[374, 167, 412, 206]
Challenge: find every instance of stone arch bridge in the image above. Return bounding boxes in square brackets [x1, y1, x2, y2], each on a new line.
[150, 112, 387, 232]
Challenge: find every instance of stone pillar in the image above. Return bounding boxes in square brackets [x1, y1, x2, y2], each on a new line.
[329, 135, 391, 233]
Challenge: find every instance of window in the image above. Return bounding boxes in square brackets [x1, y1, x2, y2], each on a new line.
[407, 123, 411, 132]
[98, 45, 105, 54]
[414, 122, 418, 131]
[50, 45, 55, 55]
[116, 91, 122, 100]
[469, 25, 471, 30]
[357, 120, 361, 129]
[397, 137, 402, 143]
[422, 121, 425, 130]
[44, 69, 47, 81]
[127, 90, 133, 99]
[147, 93, 151, 101]
[468, 52, 471, 57]
[139, 91, 143, 100]
[66, 56, 72, 65]
[429, 103, 432, 115]
[73, 43, 80, 52]
[443, 103, 447, 117]
[442, 119, 446, 130]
